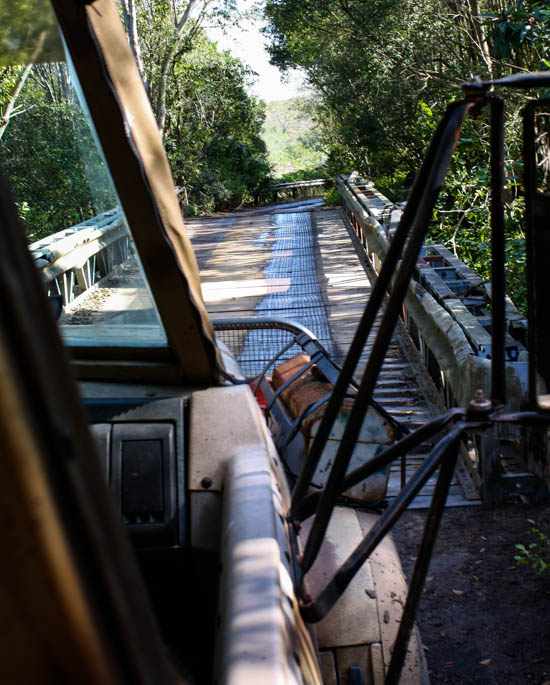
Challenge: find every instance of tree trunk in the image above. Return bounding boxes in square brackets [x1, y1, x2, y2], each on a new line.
[0, 31, 46, 142]
[468, 0, 494, 80]
[120, 0, 149, 92]
[155, 0, 199, 137]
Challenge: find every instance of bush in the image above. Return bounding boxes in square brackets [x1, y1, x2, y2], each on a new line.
[515, 520, 550, 574]
[323, 186, 341, 205]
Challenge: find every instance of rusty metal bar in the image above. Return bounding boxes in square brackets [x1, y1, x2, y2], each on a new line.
[294, 408, 465, 521]
[265, 351, 324, 414]
[290, 102, 471, 517]
[282, 392, 332, 451]
[492, 411, 550, 425]
[385, 430, 461, 684]
[251, 338, 296, 395]
[489, 97, 506, 405]
[298, 101, 474, 578]
[523, 100, 540, 405]
[300, 423, 469, 623]
[489, 72, 550, 89]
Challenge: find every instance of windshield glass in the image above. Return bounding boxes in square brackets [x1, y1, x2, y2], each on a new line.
[0, 1, 167, 348]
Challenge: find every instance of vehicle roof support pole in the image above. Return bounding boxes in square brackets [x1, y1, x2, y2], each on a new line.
[298, 103, 473, 580]
[290, 103, 467, 515]
[489, 97, 506, 405]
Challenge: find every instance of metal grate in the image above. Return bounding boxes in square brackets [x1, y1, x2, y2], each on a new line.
[216, 325, 304, 377]
[253, 213, 333, 351]
[213, 316, 327, 380]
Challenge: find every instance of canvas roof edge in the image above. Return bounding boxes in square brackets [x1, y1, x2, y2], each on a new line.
[50, 0, 222, 385]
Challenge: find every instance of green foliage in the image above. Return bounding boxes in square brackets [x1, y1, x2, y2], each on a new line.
[163, 34, 270, 211]
[426, 116, 527, 313]
[371, 171, 411, 204]
[120, 0, 240, 135]
[486, 1, 550, 67]
[0, 73, 116, 239]
[262, 0, 549, 307]
[262, 97, 326, 176]
[515, 520, 550, 574]
[322, 186, 341, 206]
[0, 0, 62, 66]
[0, 21, 270, 228]
[263, 0, 442, 181]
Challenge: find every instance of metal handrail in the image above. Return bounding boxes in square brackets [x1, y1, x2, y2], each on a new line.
[212, 316, 331, 393]
[273, 179, 329, 190]
[291, 77, 550, 685]
[213, 315, 321, 338]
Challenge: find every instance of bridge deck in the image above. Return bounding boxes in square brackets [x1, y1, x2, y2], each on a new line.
[186, 202, 478, 507]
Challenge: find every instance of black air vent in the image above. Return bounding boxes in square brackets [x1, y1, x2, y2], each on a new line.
[121, 438, 165, 524]
[90, 421, 178, 546]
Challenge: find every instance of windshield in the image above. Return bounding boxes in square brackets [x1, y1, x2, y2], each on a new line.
[0, 1, 167, 348]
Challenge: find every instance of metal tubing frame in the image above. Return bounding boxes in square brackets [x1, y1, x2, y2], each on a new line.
[521, 99, 550, 406]
[213, 316, 406, 440]
[523, 100, 538, 405]
[293, 79, 550, 684]
[213, 316, 330, 390]
[251, 338, 297, 396]
[489, 97, 507, 405]
[294, 408, 466, 521]
[212, 315, 321, 338]
[289, 102, 471, 515]
[298, 101, 474, 579]
[265, 351, 324, 414]
[282, 392, 333, 452]
[300, 423, 471, 623]
[385, 431, 461, 684]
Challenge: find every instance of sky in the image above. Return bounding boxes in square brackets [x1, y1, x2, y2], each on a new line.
[206, 9, 307, 102]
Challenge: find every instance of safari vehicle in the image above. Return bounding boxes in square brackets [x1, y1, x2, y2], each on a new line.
[1, 2, 428, 683]
[2, 1, 550, 684]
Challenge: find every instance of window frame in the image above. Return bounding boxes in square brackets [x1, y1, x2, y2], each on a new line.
[48, 0, 222, 385]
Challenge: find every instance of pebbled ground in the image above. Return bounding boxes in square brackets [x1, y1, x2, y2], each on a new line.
[392, 503, 550, 684]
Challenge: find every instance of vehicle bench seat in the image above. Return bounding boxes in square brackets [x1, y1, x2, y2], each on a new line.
[300, 507, 430, 685]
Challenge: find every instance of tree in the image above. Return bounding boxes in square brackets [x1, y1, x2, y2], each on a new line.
[262, 0, 550, 311]
[118, 0, 238, 136]
[263, 0, 444, 178]
[1, 51, 116, 238]
[0, 0, 63, 140]
[263, 0, 550, 181]
[262, 97, 326, 176]
[0, 31, 47, 141]
[162, 34, 270, 210]
[116, 1, 270, 211]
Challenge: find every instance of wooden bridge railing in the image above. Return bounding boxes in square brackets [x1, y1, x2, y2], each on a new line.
[336, 172, 528, 411]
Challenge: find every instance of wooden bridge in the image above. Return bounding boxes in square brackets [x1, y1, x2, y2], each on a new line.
[32, 178, 546, 507]
[184, 197, 477, 507]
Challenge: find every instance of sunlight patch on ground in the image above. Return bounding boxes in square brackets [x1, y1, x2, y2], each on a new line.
[201, 278, 291, 303]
